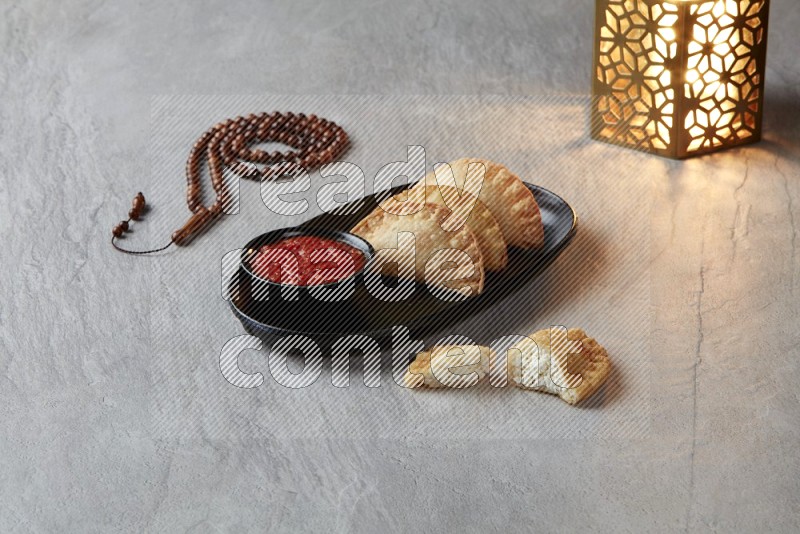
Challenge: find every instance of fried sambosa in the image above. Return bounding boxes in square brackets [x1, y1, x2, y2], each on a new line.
[365, 185, 508, 272]
[351, 202, 485, 297]
[415, 158, 545, 249]
[417, 185, 508, 272]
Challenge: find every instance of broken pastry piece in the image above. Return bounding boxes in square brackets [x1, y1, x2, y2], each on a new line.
[405, 329, 611, 405]
[403, 344, 493, 389]
[505, 328, 611, 405]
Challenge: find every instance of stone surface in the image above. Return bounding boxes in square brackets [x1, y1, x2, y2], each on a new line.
[1, 0, 799, 532]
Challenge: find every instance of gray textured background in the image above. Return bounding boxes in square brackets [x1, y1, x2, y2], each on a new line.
[2, 0, 799, 532]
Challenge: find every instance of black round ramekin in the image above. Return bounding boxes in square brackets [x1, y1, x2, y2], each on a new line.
[233, 227, 375, 330]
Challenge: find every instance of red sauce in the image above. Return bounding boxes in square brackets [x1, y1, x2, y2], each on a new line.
[251, 235, 366, 286]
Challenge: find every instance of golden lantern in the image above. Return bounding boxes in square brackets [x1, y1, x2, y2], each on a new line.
[591, 0, 770, 159]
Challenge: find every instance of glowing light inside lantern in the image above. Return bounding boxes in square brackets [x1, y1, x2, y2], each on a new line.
[592, 0, 769, 158]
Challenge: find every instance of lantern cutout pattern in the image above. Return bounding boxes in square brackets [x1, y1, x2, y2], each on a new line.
[592, 0, 770, 158]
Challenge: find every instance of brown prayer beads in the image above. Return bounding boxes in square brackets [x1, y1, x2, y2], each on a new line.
[129, 192, 145, 220]
[111, 112, 349, 254]
[112, 194, 142, 238]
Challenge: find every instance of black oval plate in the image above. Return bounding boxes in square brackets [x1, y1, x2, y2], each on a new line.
[229, 183, 577, 340]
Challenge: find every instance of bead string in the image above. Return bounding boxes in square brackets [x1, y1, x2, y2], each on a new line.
[111, 111, 349, 254]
